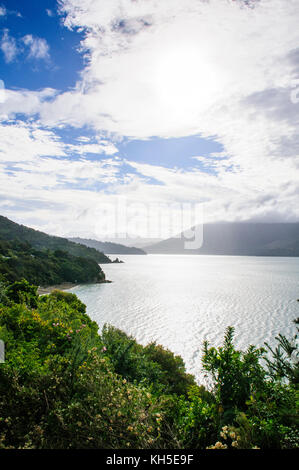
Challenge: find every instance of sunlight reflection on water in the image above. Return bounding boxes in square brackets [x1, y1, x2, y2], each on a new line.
[70, 255, 299, 385]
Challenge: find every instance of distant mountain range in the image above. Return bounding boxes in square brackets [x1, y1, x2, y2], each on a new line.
[0, 215, 112, 264]
[1, 216, 299, 261]
[68, 237, 146, 255]
[145, 222, 299, 256]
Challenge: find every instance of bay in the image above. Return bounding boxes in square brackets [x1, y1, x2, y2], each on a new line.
[70, 255, 299, 384]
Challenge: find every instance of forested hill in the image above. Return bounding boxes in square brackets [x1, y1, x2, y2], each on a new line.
[69, 237, 146, 255]
[0, 239, 106, 286]
[0, 215, 112, 264]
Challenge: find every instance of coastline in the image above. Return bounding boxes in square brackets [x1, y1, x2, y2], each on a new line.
[37, 283, 78, 295]
[37, 279, 112, 295]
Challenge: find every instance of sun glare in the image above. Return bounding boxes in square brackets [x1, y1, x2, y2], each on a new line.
[152, 44, 218, 114]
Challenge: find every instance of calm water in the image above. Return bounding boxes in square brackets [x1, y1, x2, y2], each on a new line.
[70, 255, 299, 384]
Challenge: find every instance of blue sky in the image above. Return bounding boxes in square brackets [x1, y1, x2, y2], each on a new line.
[0, 0, 298, 239]
[0, 0, 84, 90]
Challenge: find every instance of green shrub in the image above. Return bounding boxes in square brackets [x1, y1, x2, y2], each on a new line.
[202, 325, 299, 448]
[202, 326, 266, 416]
[101, 325, 196, 396]
[264, 317, 299, 385]
[6, 279, 38, 308]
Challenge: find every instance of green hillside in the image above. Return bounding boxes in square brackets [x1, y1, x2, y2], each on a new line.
[0, 239, 106, 286]
[0, 215, 112, 264]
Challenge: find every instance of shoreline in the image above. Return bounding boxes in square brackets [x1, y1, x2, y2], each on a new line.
[37, 279, 112, 295]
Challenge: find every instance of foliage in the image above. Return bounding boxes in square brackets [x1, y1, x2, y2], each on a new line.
[167, 386, 217, 448]
[202, 327, 266, 414]
[0, 287, 192, 448]
[244, 381, 299, 448]
[0, 239, 105, 285]
[101, 325, 196, 395]
[202, 325, 299, 449]
[0, 278, 8, 305]
[6, 279, 38, 308]
[264, 317, 299, 385]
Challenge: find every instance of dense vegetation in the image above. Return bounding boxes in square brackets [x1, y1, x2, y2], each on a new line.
[0, 239, 106, 286]
[0, 278, 298, 449]
[0, 215, 112, 264]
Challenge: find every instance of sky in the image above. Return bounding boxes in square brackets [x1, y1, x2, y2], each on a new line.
[0, 0, 299, 241]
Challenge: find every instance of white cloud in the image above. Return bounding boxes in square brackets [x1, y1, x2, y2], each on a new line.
[47, 0, 298, 136]
[0, 5, 21, 18]
[0, 120, 123, 234]
[9, 157, 120, 187]
[0, 121, 118, 165]
[0, 88, 57, 120]
[0, 121, 66, 162]
[52, 0, 299, 225]
[66, 141, 118, 156]
[0, 31, 50, 64]
[22, 34, 50, 61]
[0, 29, 18, 63]
[5, 0, 298, 136]
[1, 119, 297, 240]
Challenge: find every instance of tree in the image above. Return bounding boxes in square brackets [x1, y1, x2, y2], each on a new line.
[264, 317, 299, 385]
[6, 279, 38, 308]
[202, 326, 265, 416]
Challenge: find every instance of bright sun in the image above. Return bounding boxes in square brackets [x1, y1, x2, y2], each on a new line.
[152, 44, 218, 115]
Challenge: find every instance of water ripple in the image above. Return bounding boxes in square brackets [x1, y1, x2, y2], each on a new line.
[71, 255, 299, 385]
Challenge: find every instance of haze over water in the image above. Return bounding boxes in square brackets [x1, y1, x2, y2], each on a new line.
[71, 255, 299, 385]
